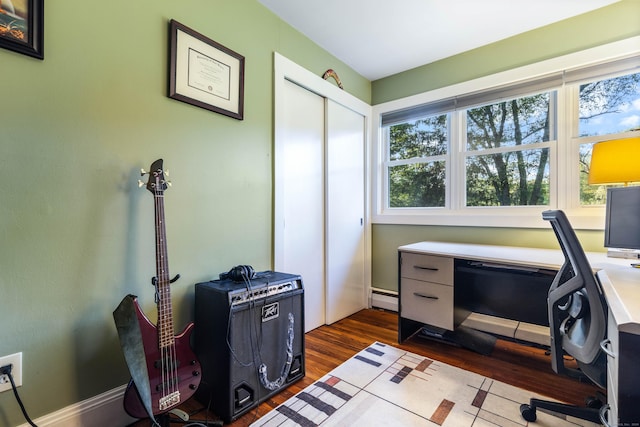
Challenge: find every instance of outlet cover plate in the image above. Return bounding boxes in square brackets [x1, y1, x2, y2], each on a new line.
[0, 352, 22, 393]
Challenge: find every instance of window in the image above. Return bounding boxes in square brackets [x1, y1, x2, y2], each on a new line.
[465, 93, 552, 207]
[576, 71, 640, 205]
[387, 115, 448, 208]
[373, 43, 640, 229]
[578, 73, 640, 138]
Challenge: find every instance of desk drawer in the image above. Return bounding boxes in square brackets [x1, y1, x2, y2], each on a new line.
[401, 278, 454, 330]
[401, 252, 453, 285]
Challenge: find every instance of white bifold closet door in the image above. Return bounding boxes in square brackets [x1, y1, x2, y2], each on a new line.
[277, 77, 366, 333]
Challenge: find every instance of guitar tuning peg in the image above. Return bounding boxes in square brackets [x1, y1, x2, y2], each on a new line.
[166, 180, 173, 187]
[164, 169, 170, 177]
[138, 180, 145, 188]
[140, 168, 147, 176]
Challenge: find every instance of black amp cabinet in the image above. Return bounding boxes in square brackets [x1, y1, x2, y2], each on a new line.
[194, 271, 305, 423]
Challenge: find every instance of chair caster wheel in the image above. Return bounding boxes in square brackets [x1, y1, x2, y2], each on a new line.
[520, 404, 537, 422]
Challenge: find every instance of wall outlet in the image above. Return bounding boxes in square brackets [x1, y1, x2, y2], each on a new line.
[0, 352, 22, 393]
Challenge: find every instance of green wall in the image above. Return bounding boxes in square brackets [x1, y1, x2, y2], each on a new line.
[0, 1, 369, 424]
[370, 0, 640, 291]
[372, 0, 640, 104]
[1, 0, 638, 424]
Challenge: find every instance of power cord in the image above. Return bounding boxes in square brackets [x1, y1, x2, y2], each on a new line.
[0, 366, 218, 427]
[0, 364, 38, 427]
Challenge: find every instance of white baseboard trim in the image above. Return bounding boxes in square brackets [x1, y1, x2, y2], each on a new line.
[18, 384, 137, 427]
[370, 288, 398, 312]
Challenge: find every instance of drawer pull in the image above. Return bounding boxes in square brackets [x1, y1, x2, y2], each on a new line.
[599, 404, 612, 427]
[414, 292, 439, 300]
[470, 261, 540, 273]
[414, 265, 439, 271]
[600, 339, 616, 358]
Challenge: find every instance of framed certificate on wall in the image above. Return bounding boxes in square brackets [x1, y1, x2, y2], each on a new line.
[168, 19, 245, 120]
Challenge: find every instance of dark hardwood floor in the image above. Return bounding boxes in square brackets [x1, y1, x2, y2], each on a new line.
[128, 308, 600, 426]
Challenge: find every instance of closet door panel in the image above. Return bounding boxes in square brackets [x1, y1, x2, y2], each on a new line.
[325, 100, 366, 324]
[279, 79, 326, 332]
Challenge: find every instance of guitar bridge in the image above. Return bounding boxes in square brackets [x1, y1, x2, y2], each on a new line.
[159, 391, 181, 411]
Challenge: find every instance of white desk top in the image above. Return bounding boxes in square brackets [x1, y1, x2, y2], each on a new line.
[398, 241, 640, 334]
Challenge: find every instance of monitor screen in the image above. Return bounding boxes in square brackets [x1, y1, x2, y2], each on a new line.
[604, 186, 640, 250]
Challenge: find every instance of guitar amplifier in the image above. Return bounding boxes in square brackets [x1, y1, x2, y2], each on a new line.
[193, 271, 305, 423]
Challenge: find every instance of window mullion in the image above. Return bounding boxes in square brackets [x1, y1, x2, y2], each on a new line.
[450, 110, 465, 210]
[556, 84, 573, 210]
[381, 125, 390, 211]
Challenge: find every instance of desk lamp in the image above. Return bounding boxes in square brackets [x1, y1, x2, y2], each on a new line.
[589, 136, 640, 258]
[588, 136, 640, 186]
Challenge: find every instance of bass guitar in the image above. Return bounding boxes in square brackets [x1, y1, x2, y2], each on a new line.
[123, 159, 201, 418]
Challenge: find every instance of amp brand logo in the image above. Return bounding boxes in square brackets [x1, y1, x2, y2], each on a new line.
[262, 302, 279, 322]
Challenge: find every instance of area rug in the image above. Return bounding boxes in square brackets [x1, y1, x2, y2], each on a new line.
[251, 342, 598, 427]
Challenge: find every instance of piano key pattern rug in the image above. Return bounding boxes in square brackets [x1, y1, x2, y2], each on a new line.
[251, 342, 599, 427]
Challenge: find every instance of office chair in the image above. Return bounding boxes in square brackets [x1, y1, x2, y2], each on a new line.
[520, 210, 608, 424]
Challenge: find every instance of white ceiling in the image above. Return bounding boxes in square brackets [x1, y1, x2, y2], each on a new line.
[258, 0, 621, 81]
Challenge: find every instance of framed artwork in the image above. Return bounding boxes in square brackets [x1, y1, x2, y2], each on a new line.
[0, 0, 44, 59]
[168, 19, 245, 120]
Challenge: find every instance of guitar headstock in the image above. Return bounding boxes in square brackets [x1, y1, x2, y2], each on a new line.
[142, 159, 168, 194]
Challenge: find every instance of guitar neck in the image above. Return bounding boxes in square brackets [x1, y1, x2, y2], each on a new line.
[154, 185, 175, 349]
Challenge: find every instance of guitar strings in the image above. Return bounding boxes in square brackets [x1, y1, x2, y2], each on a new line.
[155, 180, 180, 409]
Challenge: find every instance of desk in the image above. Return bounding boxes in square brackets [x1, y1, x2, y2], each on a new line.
[397, 242, 640, 427]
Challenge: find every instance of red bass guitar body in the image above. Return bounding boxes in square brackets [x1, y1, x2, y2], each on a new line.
[122, 297, 201, 419]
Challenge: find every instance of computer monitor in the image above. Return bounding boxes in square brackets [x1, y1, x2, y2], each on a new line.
[604, 186, 640, 252]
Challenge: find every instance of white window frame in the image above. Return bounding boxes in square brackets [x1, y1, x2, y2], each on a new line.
[371, 36, 640, 230]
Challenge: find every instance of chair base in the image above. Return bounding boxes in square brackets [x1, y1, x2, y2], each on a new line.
[520, 398, 603, 424]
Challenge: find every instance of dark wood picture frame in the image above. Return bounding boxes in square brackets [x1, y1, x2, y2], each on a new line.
[0, 0, 44, 59]
[168, 19, 245, 120]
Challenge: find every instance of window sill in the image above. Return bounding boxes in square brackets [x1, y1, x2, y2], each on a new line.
[372, 208, 605, 230]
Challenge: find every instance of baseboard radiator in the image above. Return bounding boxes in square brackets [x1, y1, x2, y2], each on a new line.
[17, 385, 136, 427]
[370, 288, 398, 312]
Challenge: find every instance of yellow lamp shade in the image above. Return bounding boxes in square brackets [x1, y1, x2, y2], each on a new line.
[588, 137, 640, 185]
